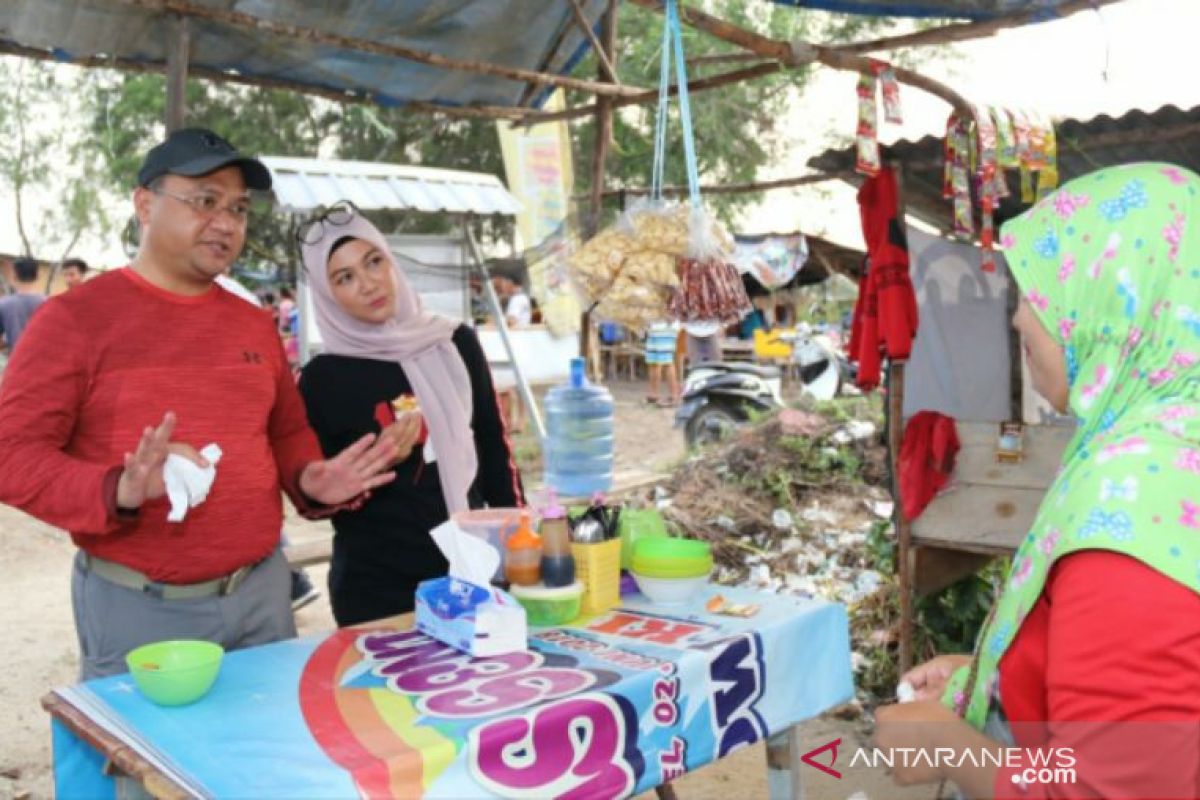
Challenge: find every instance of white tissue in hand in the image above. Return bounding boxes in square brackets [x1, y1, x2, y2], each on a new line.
[163, 444, 222, 522]
[896, 680, 916, 703]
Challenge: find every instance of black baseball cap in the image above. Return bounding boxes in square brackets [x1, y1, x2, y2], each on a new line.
[136, 127, 272, 191]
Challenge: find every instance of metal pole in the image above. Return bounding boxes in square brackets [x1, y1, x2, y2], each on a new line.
[464, 222, 547, 441]
[165, 15, 190, 132]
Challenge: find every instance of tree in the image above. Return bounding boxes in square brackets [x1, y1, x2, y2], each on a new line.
[0, 58, 109, 269]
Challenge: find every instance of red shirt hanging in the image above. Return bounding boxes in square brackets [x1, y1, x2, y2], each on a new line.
[848, 166, 919, 390]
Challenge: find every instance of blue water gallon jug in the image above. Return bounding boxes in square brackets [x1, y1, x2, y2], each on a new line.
[543, 357, 614, 497]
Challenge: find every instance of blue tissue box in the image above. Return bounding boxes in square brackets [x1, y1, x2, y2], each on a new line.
[414, 576, 527, 657]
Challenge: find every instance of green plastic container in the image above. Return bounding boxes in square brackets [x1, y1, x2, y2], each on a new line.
[510, 581, 583, 626]
[630, 537, 712, 579]
[617, 509, 669, 570]
[125, 640, 224, 706]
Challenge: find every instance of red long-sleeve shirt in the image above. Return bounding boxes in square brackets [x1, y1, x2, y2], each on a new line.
[0, 268, 325, 583]
[850, 167, 918, 390]
[994, 551, 1200, 799]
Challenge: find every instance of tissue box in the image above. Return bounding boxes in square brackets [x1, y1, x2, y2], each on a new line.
[414, 576, 527, 657]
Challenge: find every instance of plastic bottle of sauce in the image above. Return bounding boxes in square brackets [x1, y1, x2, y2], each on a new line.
[504, 512, 542, 587]
[539, 495, 575, 588]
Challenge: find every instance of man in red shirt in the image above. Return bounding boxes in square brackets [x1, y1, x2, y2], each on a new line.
[0, 128, 399, 678]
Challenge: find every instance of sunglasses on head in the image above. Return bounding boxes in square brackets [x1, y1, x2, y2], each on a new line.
[296, 200, 359, 247]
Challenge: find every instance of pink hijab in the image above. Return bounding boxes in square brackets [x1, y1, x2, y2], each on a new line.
[301, 213, 477, 515]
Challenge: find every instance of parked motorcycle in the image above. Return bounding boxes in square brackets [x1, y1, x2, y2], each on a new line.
[785, 325, 855, 402]
[675, 361, 784, 448]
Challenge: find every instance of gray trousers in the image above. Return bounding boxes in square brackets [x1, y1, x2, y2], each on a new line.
[71, 549, 297, 680]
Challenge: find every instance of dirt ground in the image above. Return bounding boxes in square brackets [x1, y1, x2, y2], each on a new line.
[0, 378, 933, 799]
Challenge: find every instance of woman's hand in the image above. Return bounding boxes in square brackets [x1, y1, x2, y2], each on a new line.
[382, 411, 424, 465]
[300, 432, 397, 505]
[873, 700, 965, 785]
[901, 653, 972, 702]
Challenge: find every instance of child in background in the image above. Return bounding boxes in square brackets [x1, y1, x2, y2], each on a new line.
[644, 321, 680, 408]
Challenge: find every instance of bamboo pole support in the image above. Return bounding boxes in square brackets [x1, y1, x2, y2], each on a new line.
[164, 14, 189, 132]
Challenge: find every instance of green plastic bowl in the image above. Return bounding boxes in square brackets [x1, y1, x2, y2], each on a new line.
[617, 509, 669, 570]
[510, 582, 583, 627]
[630, 537, 712, 578]
[125, 640, 224, 706]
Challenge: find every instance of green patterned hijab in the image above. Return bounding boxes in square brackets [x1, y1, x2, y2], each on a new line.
[943, 163, 1200, 728]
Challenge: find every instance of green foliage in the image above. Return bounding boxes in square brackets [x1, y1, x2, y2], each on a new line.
[915, 561, 1003, 659]
[857, 518, 1002, 701]
[79, 73, 516, 278]
[568, 2, 900, 227]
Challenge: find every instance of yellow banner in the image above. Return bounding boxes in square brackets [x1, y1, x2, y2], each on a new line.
[496, 90, 580, 334]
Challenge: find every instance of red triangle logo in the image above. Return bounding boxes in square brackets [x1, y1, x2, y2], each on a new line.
[800, 737, 842, 779]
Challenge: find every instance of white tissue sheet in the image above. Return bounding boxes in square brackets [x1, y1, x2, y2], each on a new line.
[163, 443, 222, 522]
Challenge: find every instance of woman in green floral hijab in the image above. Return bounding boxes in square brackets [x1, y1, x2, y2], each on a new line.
[874, 163, 1200, 798]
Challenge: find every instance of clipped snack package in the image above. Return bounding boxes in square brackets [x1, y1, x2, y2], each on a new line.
[668, 205, 751, 324]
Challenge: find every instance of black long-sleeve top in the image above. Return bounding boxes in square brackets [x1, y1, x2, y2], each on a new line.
[298, 324, 524, 622]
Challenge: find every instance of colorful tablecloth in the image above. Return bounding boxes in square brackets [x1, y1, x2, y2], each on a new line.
[51, 586, 852, 798]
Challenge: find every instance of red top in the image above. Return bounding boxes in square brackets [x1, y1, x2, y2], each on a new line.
[0, 268, 326, 583]
[994, 551, 1200, 799]
[849, 166, 918, 390]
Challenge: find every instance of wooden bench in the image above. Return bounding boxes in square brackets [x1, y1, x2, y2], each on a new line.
[906, 421, 1072, 596]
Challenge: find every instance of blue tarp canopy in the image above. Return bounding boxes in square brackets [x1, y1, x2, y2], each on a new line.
[0, 0, 1093, 113]
[769, 0, 1081, 20]
[0, 0, 609, 110]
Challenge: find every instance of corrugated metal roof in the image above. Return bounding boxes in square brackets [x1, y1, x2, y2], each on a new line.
[807, 104, 1200, 235]
[0, 0, 607, 110]
[260, 156, 522, 217]
[769, 0, 1083, 20]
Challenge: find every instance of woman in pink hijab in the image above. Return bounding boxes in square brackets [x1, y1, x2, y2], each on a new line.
[297, 203, 524, 625]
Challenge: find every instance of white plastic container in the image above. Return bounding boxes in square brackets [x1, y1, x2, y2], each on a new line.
[451, 509, 520, 582]
[630, 571, 708, 605]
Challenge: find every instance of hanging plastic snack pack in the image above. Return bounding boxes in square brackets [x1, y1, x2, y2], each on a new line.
[855, 71, 881, 177]
[654, 0, 750, 324]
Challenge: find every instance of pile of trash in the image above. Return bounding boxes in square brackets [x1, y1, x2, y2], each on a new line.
[649, 405, 903, 705]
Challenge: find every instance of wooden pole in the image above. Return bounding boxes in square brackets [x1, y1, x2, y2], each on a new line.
[518, 61, 781, 126]
[582, 0, 619, 381]
[164, 14, 189, 132]
[886, 161, 915, 676]
[116, 0, 648, 99]
[567, 0, 621, 85]
[889, 357, 914, 676]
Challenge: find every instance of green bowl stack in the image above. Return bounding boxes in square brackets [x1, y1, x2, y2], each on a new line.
[629, 537, 712, 578]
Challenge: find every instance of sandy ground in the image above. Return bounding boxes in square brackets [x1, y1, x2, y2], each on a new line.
[0, 378, 936, 800]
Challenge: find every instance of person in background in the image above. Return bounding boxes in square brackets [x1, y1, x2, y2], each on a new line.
[739, 305, 767, 340]
[0, 257, 47, 356]
[683, 319, 723, 365]
[298, 206, 524, 625]
[61, 257, 89, 290]
[278, 286, 297, 335]
[490, 275, 530, 432]
[0, 128, 398, 679]
[643, 321, 680, 407]
[874, 163, 1200, 798]
[494, 275, 533, 327]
